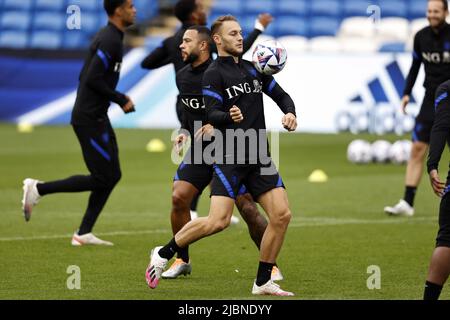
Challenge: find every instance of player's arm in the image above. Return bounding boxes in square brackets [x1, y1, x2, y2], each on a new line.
[141, 39, 171, 69]
[203, 69, 234, 126]
[427, 85, 450, 196]
[85, 40, 132, 111]
[175, 71, 189, 132]
[242, 13, 274, 53]
[402, 33, 422, 111]
[263, 75, 297, 131]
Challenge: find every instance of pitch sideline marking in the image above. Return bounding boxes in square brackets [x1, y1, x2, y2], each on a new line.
[0, 217, 436, 242]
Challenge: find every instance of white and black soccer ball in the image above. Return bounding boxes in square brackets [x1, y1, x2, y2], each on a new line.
[252, 40, 287, 75]
[370, 140, 392, 163]
[389, 140, 412, 164]
[347, 139, 372, 164]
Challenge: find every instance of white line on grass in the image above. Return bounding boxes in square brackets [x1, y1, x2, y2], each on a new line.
[0, 217, 436, 242]
[0, 229, 169, 242]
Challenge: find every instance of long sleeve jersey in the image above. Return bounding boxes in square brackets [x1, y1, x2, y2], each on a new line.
[202, 56, 296, 164]
[427, 80, 450, 182]
[176, 59, 211, 136]
[71, 22, 127, 126]
[403, 23, 450, 97]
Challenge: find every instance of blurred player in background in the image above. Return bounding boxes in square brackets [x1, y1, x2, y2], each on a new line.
[424, 80, 450, 300]
[141, 0, 273, 221]
[384, 0, 450, 217]
[21, 0, 136, 246]
[146, 16, 297, 296]
[162, 25, 282, 280]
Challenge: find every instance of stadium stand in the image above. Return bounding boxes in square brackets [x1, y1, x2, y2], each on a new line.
[207, 0, 441, 53]
[0, 0, 159, 49]
[0, 0, 443, 52]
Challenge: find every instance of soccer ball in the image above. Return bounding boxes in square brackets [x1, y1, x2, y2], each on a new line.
[347, 139, 372, 164]
[252, 40, 287, 75]
[370, 140, 391, 163]
[389, 140, 412, 164]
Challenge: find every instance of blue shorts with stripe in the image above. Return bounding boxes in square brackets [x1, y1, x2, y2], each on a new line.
[174, 161, 213, 194]
[174, 162, 250, 196]
[210, 162, 285, 200]
[412, 90, 435, 143]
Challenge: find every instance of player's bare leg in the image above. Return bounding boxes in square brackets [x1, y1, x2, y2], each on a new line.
[251, 187, 294, 296]
[405, 141, 428, 187]
[424, 247, 450, 300]
[384, 141, 428, 216]
[162, 180, 198, 279]
[175, 196, 235, 246]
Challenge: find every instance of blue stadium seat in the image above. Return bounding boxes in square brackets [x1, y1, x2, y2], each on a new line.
[0, 11, 31, 31]
[310, 0, 342, 17]
[0, 31, 28, 48]
[33, 12, 66, 31]
[275, 16, 309, 37]
[378, 42, 405, 52]
[79, 12, 99, 34]
[342, 0, 372, 17]
[241, 15, 275, 37]
[210, 0, 243, 16]
[243, 0, 276, 15]
[3, 0, 32, 11]
[35, 0, 66, 11]
[30, 31, 62, 49]
[67, 0, 100, 12]
[62, 30, 90, 49]
[277, 0, 309, 16]
[408, 0, 427, 20]
[134, 0, 159, 22]
[377, 0, 407, 18]
[310, 17, 340, 37]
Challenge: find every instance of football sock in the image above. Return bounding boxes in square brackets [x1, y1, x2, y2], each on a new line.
[404, 186, 417, 207]
[423, 281, 443, 300]
[158, 238, 182, 260]
[256, 261, 275, 286]
[177, 246, 190, 263]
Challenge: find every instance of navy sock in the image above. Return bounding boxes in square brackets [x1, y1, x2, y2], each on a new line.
[177, 246, 190, 263]
[404, 186, 417, 207]
[423, 281, 443, 300]
[256, 261, 274, 286]
[158, 238, 182, 260]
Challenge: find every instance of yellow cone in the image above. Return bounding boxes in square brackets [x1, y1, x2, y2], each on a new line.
[146, 139, 166, 153]
[17, 122, 34, 133]
[308, 169, 328, 183]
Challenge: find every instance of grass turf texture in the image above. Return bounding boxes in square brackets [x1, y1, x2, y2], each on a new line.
[0, 123, 448, 300]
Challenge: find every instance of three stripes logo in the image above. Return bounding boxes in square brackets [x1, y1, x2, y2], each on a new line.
[336, 60, 416, 135]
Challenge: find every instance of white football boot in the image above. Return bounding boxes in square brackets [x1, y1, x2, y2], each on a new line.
[145, 246, 168, 289]
[22, 178, 42, 222]
[252, 280, 294, 296]
[161, 258, 192, 279]
[271, 266, 284, 281]
[384, 199, 414, 217]
[71, 232, 114, 246]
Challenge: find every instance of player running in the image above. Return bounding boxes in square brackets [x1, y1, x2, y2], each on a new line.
[21, 0, 136, 246]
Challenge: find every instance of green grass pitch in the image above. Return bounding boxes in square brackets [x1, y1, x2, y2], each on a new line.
[0, 123, 448, 300]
